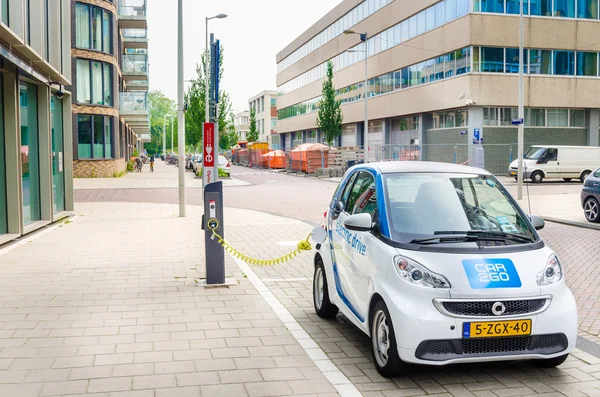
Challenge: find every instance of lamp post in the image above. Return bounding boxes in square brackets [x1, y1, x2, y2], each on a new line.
[344, 30, 368, 161]
[177, 0, 186, 216]
[170, 116, 174, 152]
[205, 13, 228, 126]
[162, 116, 167, 157]
[517, 0, 525, 199]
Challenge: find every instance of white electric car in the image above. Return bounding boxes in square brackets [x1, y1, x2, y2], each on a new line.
[313, 162, 577, 377]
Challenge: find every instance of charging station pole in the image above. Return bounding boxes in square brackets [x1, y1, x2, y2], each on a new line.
[202, 34, 226, 285]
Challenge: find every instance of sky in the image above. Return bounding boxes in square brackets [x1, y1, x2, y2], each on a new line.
[147, 0, 341, 114]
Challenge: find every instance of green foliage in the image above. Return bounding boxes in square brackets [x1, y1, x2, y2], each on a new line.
[112, 171, 125, 178]
[126, 161, 134, 171]
[133, 149, 139, 157]
[316, 61, 343, 146]
[90, 169, 97, 178]
[195, 167, 230, 178]
[226, 112, 239, 148]
[247, 107, 259, 142]
[185, 46, 232, 150]
[147, 91, 177, 155]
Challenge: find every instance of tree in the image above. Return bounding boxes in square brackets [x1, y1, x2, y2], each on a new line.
[147, 90, 176, 155]
[247, 107, 259, 142]
[226, 112, 239, 148]
[316, 61, 343, 146]
[184, 45, 232, 151]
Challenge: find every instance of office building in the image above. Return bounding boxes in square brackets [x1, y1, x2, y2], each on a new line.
[249, 90, 278, 148]
[70, 0, 150, 177]
[0, 0, 74, 244]
[276, 0, 600, 171]
[235, 110, 249, 142]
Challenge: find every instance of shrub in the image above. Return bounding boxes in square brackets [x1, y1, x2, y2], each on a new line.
[126, 161, 134, 171]
[196, 167, 230, 178]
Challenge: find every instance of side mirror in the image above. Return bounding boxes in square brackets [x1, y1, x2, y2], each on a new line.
[344, 213, 373, 232]
[529, 214, 545, 231]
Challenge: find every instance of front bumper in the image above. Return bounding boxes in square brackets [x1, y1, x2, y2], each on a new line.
[508, 168, 532, 178]
[382, 284, 577, 365]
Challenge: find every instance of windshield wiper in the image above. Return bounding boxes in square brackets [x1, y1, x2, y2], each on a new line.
[434, 230, 535, 244]
[410, 234, 482, 245]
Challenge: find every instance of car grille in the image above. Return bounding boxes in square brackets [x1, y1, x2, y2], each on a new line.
[416, 333, 568, 361]
[441, 299, 547, 317]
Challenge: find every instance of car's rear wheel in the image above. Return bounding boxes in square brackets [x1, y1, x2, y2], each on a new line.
[533, 353, 569, 368]
[531, 171, 544, 183]
[371, 301, 406, 378]
[581, 170, 592, 183]
[313, 259, 338, 319]
[584, 197, 600, 223]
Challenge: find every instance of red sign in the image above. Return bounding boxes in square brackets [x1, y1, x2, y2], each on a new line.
[203, 122, 215, 167]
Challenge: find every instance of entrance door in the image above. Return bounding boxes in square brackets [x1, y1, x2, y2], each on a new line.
[51, 94, 65, 213]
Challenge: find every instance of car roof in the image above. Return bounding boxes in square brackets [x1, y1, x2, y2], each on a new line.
[531, 145, 598, 149]
[353, 161, 492, 176]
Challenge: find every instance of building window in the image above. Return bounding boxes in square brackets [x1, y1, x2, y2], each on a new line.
[483, 107, 498, 125]
[75, 3, 112, 54]
[525, 108, 546, 126]
[577, 52, 598, 76]
[570, 109, 585, 127]
[20, 81, 41, 226]
[76, 59, 113, 105]
[479, 0, 504, 13]
[529, 49, 552, 74]
[530, 0, 552, 15]
[270, 98, 276, 107]
[432, 109, 468, 129]
[578, 0, 598, 18]
[547, 108, 569, 126]
[500, 107, 518, 126]
[271, 118, 277, 129]
[554, 50, 575, 75]
[78, 115, 113, 159]
[0, 76, 6, 234]
[554, 0, 575, 17]
[51, 93, 65, 214]
[479, 47, 504, 73]
[505, 48, 527, 73]
[1, 0, 8, 25]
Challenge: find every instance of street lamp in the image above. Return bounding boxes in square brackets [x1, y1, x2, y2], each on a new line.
[517, 0, 525, 199]
[205, 13, 228, 126]
[344, 30, 369, 161]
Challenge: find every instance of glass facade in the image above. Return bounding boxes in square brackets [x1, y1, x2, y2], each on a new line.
[76, 59, 113, 105]
[475, 46, 600, 76]
[485, 107, 586, 127]
[78, 115, 113, 159]
[278, 0, 469, 95]
[477, 0, 600, 18]
[20, 81, 41, 226]
[75, 3, 113, 54]
[0, 76, 6, 234]
[279, 47, 471, 120]
[51, 94, 65, 214]
[1, 0, 7, 25]
[432, 109, 469, 129]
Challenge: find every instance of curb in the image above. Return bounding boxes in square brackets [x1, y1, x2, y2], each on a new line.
[543, 216, 600, 231]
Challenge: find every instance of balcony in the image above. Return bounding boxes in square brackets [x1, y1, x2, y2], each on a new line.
[120, 92, 148, 116]
[122, 54, 148, 80]
[122, 28, 148, 49]
[126, 79, 149, 91]
[119, 0, 147, 29]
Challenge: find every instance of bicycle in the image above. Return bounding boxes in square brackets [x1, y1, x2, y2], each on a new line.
[150, 161, 154, 172]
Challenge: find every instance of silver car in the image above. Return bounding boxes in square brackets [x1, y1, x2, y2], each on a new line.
[581, 167, 600, 223]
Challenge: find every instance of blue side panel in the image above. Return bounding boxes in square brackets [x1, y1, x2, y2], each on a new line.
[327, 229, 365, 323]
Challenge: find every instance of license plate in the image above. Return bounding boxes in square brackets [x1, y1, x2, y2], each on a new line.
[463, 319, 532, 338]
[509, 171, 517, 176]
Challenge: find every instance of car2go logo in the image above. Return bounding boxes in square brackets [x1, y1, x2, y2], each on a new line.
[462, 259, 522, 289]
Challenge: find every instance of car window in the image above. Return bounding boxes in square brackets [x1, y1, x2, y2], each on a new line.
[218, 156, 227, 165]
[347, 172, 375, 214]
[339, 173, 358, 211]
[594, 168, 600, 178]
[352, 181, 377, 217]
[546, 148, 558, 162]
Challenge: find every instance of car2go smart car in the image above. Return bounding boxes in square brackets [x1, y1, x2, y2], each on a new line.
[313, 162, 577, 377]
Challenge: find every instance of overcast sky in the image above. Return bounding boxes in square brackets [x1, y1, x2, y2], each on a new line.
[147, 0, 341, 114]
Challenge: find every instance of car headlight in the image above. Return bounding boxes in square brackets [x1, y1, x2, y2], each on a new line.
[393, 256, 450, 289]
[537, 254, 563, 286]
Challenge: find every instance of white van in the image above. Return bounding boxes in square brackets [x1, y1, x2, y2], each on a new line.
[509, 145, 600, 183]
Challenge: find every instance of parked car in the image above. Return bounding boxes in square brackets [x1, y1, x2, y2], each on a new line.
[192, 155, 203, 174]
[218, 155, 231, 176]
[509, 145, 600, 183]
[314, 161, 577, 377]
[581, 167, 600, 223]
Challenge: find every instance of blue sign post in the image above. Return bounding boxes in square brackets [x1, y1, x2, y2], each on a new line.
[512, 118, 524, 125]
[473, 128, 482, 144]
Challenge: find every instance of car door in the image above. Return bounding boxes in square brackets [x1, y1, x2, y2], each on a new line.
[542, 148, 559, 177]
[330, 171, 374, 323]
[346, 172, 379, 317]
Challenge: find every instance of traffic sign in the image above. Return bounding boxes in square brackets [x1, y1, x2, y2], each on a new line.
[512, 118, 524, 125]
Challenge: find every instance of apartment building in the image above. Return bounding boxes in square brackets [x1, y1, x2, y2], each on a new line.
[276, 0, 600, 172]
[70, 0, 150, 177]
[0, 0, 74, 244]
[248, 90, 279, 148]
[235, 110, 249, 141]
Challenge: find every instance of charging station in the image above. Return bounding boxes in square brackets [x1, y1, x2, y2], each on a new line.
[202, 181, 225, 284]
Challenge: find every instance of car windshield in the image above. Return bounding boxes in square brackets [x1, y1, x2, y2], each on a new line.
[383, 173, 537, 245]
[524, 147, 547, 160]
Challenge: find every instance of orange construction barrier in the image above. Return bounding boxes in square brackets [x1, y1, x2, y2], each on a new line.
[262, 150, 286, 169]
[290, 143, 331, 173]
[248, 142, 269, 168]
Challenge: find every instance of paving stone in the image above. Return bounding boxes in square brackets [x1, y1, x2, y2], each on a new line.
[88, 377, 132, 393]
[40, 380, 88, 396]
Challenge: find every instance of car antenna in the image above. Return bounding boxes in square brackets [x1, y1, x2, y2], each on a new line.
[524, 162, 532, 216]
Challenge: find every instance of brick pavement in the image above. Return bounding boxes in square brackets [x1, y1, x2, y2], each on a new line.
[3, 201, 600, 396]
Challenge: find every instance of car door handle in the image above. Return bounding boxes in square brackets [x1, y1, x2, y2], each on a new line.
[594, 183, 599, 187]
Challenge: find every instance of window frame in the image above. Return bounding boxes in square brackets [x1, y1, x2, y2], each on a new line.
[76, 58, 113, 106]
[77, 115, 113, 159]
[75, 2, 113, 55]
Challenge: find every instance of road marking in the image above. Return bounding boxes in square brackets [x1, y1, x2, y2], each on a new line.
[231, 255, 362, 397]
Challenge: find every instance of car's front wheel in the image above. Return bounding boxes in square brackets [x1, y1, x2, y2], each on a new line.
[531, 171, 544, 183]
[313, 259, 338, 319]
[371, 300, 406, 378]
[584, 197, 600, 223]
[533, 353, 569, 368]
